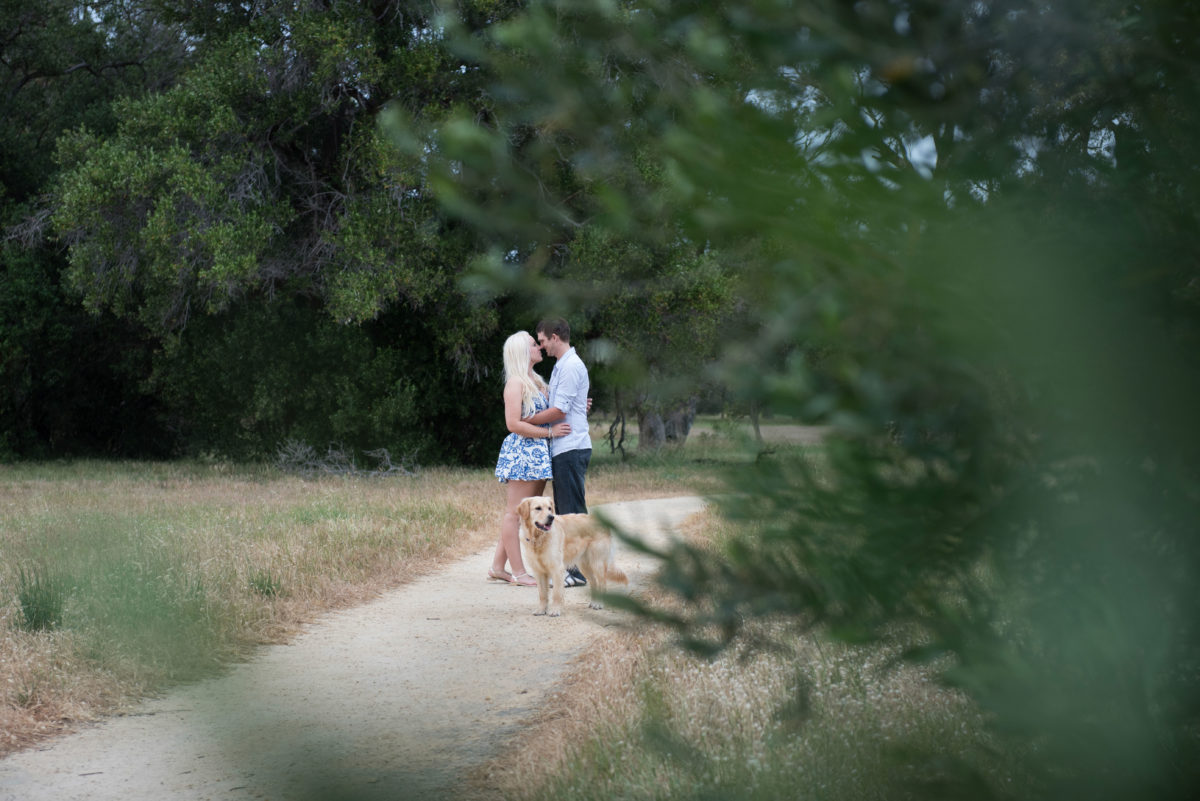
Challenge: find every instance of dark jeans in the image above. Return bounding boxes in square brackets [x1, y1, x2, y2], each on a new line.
[551, 448, 591, 515]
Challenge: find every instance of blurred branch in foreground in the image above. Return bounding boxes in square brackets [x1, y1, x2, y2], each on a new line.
[404, 1, 1200, 798]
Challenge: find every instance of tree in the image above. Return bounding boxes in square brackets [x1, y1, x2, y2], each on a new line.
[27, 1, 537, 461]
[1, 0, 190, 458]
[1, 0, 186, 206]
[51, 1, 491, 330]
[424, 1, 1200, 797]
[567, 228, 733, 451]
[389, 0, 747, 452]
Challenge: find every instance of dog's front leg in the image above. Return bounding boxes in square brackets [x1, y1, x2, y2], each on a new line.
[534, 573, 550, 616]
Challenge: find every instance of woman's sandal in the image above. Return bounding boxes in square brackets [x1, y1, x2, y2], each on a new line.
[510, 572, 537, 587]
[487, 569, 514, 583]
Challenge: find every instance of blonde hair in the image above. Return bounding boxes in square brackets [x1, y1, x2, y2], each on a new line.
[502, 331, 548, 416]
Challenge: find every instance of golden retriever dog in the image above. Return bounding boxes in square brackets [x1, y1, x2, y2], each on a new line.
[516, 496, 628, 616]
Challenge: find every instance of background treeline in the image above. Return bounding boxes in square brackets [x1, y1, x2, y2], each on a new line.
[2, 0, 485, 462]
[1, 0, 729, 463]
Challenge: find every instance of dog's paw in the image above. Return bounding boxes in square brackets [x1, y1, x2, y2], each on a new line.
[548, 609, 562, 617]
[533, 609, 547, 616]
[588, 601, 604, 610]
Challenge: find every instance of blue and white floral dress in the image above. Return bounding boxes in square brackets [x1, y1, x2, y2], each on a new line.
[495, 391, 553, 483]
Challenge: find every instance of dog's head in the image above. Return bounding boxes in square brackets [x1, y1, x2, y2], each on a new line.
[517, 496, 556, 542]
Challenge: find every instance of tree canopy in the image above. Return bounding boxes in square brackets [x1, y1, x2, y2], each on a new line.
[5, 1, 531, 462]
[1, 0, 193, 457]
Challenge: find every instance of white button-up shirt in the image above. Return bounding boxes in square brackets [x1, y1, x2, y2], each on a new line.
[547, 346, 591, 457]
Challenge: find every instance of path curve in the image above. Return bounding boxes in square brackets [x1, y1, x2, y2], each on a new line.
[0, 496, 704, 801]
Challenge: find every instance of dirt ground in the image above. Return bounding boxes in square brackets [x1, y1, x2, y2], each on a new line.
[0, 496, 704, 801]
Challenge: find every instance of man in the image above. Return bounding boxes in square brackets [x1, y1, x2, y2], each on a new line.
[525, 317, 591, 586]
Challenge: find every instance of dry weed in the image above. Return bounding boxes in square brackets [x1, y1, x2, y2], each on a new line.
[0, 458, 701, 756]
[466, 507, 1006, 801]
[0, 464, 500, 753]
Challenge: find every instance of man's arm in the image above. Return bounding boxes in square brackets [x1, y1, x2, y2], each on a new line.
[524, 406, 565, 425]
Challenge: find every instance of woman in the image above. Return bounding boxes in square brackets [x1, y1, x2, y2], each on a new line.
[490, 331, 570, 585]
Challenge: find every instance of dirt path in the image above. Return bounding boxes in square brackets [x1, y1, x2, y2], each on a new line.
[0, 496, 704, 801]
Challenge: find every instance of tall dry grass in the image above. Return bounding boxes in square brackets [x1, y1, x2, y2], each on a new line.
[0, 452, 713, 756]
[0, 423, 806, 756]
[469, 508, 1023, 801]
[0, 462, 478, 752]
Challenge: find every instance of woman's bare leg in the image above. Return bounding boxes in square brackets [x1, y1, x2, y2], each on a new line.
[492, 479, 547, 576]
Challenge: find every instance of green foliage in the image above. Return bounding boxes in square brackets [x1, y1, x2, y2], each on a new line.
[0, 242, 170, 459]
[49, 1, 507, 331]
[0, 0, 186, 204]
[148, 296, 497, 464]
[0, 1, 188, 460]
[0, 0, 536, 461]
[429, 0, 1200, 798]
[0, 0, 529, 461]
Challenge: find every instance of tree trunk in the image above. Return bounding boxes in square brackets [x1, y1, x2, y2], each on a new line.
[664, 396, 697, 443]
[749, 400, 763, 444]
[637, 409, 666, 452]
[636, 395, 697, 452]
[606, 388, 628, 460]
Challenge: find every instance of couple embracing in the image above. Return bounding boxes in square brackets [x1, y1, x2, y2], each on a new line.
[489, 318, 591, 588]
